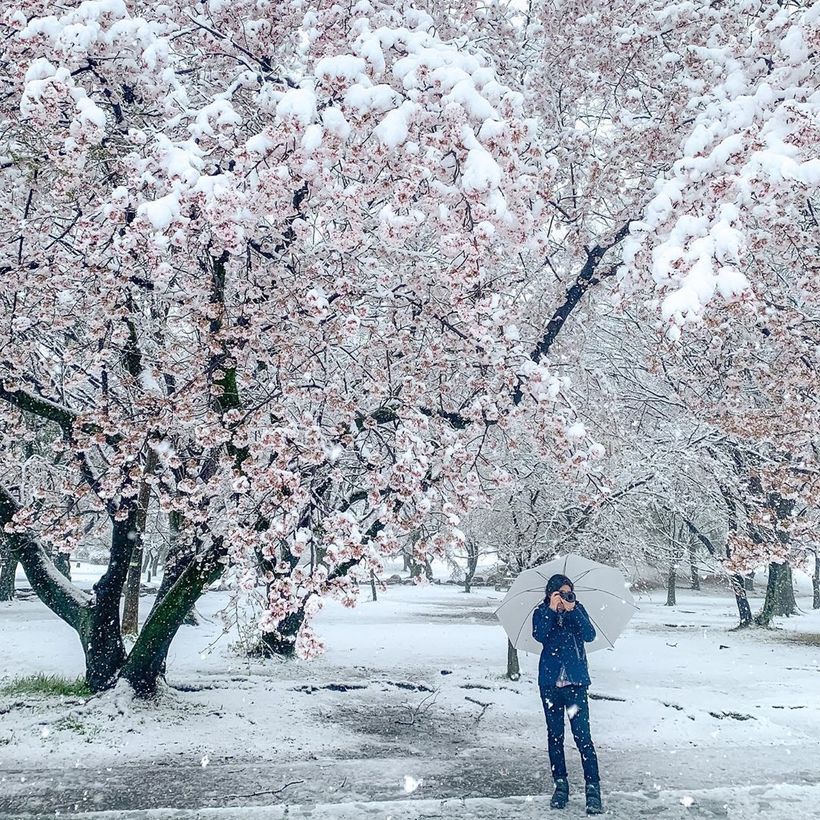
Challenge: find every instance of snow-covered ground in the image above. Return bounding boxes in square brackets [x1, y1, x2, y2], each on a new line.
[1, 567, 819, 819]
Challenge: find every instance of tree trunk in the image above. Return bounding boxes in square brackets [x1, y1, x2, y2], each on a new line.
[773, 563, 797, 616]
[259, 608, 305, 657]
[144, 547, 161, 584]
[464, 539, 478, 593]
[122, 450, 158, 636]
[81, 515, 139, 691]
[1, 482, 225, 697]
[10, 527, 128, 693]
[756, 562, 796, 626]
[369, 569, 378, 602]
[665, 563, 677, 606]
[506, 639, 520, 681]
[4, 479, 137, 692]
[813, 551, 820, 611]
[121, 557, 143, 634]
[689, 543, 700, 590]
[0, 541, 17, 601]
[730, 574, 753, 628]
[79, 605, 128, 693]
[718, 481, 753, 628]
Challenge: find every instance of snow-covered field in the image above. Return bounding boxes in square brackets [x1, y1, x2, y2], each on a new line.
[1, 567, 819, 819]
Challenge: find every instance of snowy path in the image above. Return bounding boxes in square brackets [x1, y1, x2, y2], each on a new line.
[2, 731, 819, 817]
[2, 764, 819, 819]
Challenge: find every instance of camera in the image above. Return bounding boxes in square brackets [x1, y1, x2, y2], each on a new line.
[559, 590, 576, 603]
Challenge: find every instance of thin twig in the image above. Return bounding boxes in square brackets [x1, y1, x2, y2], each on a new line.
[227, 779, 304, 799]
[397, 688, 440, 726]
[464, 696, 491, 722]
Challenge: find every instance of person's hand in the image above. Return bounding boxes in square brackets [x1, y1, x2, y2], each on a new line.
[562, 597, 576, 612]
[548, 592, 563, 612]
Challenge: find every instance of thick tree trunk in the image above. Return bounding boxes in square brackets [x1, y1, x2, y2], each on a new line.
[813, 551, 820, 611]
[121, 541, 226, 696]
[755, 491, 797, 623]
[756, 562, 796, 626]
[82, 515, 138, 690]
[3, 484, 136, 692]
[80, 604, 128, 693]
[10, 529, 125, 692]
[369, 569, 378, 602]
[773, 563, 797, 616]
[506, 639, 520, 681]
[665, 563, 677, 606]
[2, 470, 224, 697]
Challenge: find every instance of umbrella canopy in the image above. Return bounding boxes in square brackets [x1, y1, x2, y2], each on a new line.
[495, 554, 638, 654]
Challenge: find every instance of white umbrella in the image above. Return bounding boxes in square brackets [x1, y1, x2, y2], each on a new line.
[495, 554, 638, 654]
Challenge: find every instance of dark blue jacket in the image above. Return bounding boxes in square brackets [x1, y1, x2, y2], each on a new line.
[532, 601, 596, 691]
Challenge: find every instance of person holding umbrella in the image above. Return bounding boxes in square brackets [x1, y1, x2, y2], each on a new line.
[532, 573, 603, 815]
[495, 555, 635, 812]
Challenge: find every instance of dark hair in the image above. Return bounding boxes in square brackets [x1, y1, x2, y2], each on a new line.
[545, 573, 574, 597]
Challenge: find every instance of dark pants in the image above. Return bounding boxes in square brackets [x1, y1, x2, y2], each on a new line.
[541, 684, 600, 784]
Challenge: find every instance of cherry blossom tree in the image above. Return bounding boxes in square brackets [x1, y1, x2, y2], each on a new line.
[622, 1, 819, 624]
[0, 0, 610, 695]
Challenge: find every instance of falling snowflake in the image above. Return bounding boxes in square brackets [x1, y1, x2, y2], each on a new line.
[681, 795, 695, 808]
[201, 755, 210, 768]
[403, 775, 421, 794]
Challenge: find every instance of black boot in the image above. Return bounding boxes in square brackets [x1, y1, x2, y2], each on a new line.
[550, 778, 569, 809]
[585, 781, 603, 815]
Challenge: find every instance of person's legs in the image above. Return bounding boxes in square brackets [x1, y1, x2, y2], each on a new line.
[565, 686, 603, 814]
[542, 687, 568, 781]
[565, 686, 600, 784]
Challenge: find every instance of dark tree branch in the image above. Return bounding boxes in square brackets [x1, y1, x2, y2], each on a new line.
[0, 484, 91, 631]
[0, 383, 75, 430]
[513, 222, 631, 404]
[680, 515, 716, 555]
[121, 537, 227, 695]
